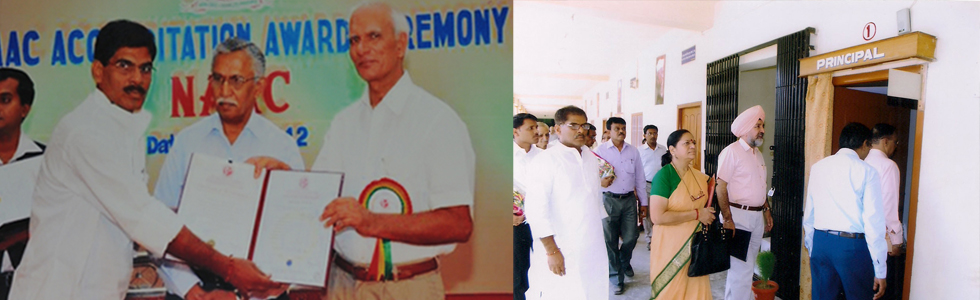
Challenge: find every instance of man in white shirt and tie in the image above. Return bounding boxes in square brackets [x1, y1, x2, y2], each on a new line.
[804, 122, 887, 300]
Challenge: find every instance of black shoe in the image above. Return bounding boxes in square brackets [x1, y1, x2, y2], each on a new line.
[624, 266, 634, 277]
[647, 242, 651, 251]
[615, 283, 625, 295]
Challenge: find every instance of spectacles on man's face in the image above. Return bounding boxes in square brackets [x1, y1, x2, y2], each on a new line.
[562, 123, 589, 131]
[111, 59, 154, 76]
[209, 74, 259, 89]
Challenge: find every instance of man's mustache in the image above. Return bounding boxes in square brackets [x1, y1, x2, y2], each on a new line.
[123, 85, 146, 96]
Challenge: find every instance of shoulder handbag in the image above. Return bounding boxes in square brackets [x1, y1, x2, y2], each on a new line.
[688, 175, 731, 277]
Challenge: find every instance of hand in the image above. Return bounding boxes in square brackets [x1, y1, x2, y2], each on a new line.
[873, 277, 887, 299]
[245, 156, 291, 178]
[513, 214, 525, 226]
[546, 249, 565, 276]
[319, 197, 375, 236]
[600, 176, 614, 188]
[888, 243, 902, 256]
[223, 257, 284, 298]
[697, 207, 716, 225]
[723, 219, 736, 237]
[639, 206, 649, 220]
[764, 210, 774, 233]
[185, 285, 238, 300]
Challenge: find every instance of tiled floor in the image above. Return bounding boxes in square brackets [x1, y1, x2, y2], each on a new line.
[605, 238, 781, 300]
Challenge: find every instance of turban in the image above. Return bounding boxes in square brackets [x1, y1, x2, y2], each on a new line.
[731, 105, 765, 137]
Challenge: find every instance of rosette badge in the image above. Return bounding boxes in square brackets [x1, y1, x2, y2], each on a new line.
[358, 178, 412, 281]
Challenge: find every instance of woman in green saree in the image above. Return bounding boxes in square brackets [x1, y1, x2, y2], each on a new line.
[648, 129, 716, 299]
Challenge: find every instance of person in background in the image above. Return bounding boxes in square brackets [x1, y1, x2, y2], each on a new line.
[637, 125, 665, 251]
[513, 113, 541, 300]
[864, 123, 904, 300]
[584, 123, 597, 149]
[536, 122, 550, 150]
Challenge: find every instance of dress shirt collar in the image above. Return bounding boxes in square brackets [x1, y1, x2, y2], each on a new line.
[12, 130, 42, 160]
[601, 140, 631, 152]
[358, 70, 412, 115]
[641, 143, 663, 151]
[738, 138, 754, 152]
[836, 148, 860, 159]
[514, 140, 538, 156]
[206, 112, 259, 141]
[87, 89, 151, 136]
[867, 148, 887, 160]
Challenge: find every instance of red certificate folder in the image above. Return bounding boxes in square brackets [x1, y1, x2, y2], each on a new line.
[170, 153, 343, 288]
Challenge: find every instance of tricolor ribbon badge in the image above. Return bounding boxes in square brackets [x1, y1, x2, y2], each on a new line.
[358, 177, 412, 281]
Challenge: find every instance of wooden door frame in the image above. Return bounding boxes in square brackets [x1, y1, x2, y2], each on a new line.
[677, 102, 703, 170]
[830, 60, 926, 300]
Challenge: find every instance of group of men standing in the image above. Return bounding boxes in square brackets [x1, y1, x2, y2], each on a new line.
[4, 2, 475, 300]
[514, 104, 905, 300]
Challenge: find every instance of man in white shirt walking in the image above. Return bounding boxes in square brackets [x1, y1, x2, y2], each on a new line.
[637, 125, 666, 250]
[513, 113, 542, 300]
[804, 122, 887, 300]
[153, 37, 303, 300]
[10, 20, 279, 300]
[524, 105, 607, 300]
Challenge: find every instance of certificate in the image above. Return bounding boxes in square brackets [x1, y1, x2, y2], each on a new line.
[0, 156, 43, 225]
[251, 170, 343, 287]
[172, 153, 343, 287]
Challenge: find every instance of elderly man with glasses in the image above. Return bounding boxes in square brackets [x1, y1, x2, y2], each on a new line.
[152, 37, 304, 300]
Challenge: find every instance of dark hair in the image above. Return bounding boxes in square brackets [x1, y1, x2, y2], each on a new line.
[606, 117, 626, 130]
[94, 20, 157, 65]
[871, 123, 896, 144]
[0, 68, 35, 106]
[513, 113, 538, 129]
[661, 129, 691, 167]
[554, 105, 586, 125]
[584, 123, 595, 131]
[839, 122, 872, 150]
[643, 124, 658, 134]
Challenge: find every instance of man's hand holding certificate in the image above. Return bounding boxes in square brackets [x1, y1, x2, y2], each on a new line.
[174, 153, 343, 287]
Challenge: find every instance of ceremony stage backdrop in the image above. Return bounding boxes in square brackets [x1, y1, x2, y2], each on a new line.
[0, 0, 512, 294]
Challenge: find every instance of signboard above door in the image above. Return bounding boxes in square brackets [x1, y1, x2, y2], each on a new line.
[798, 32, 935, 77]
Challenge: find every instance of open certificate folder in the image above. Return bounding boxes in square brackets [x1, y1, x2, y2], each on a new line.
[171, 153, 344, 287]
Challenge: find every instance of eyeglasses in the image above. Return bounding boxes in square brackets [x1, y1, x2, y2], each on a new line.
[111, 60, 154, 75]
[562, 123, 591, 130]
[209, 74, 259, 89]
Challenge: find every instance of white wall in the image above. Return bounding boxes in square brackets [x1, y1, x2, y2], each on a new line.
[587, 1, 980, 298]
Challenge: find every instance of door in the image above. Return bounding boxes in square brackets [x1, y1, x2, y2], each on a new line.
[677, 103, 702, 171]
[832, 85, 912, 300]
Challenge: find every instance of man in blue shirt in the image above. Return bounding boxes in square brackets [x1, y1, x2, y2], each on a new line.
[153, 37, 304, 300]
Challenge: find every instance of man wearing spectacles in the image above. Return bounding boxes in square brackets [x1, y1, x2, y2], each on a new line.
[523, 105, 608, 299]
[10, 20, 282, 299]
[715, 105, 772, 300]
[864, 123, 904, 300]
[594, 116, 646, 295]
[313, 2, 475, 299]
[152, 37, 304, 300]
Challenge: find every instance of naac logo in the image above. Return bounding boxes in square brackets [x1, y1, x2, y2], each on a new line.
[181, 0, 273, 14]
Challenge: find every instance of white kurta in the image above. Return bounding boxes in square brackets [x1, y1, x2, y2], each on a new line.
[10, 90, 184, 299]
[524, 144, 608, 300]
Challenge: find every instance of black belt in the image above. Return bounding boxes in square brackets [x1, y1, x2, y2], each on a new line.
[729, 202, 765, 211]
[820, 229, 865, 239]
[603, 191, 634, 199]
[646, 181, 652, 184]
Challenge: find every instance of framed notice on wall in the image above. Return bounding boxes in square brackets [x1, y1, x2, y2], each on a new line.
[656, 54, 666, 105]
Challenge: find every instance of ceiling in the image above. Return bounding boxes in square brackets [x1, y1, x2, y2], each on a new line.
[514, 1, 719, 118]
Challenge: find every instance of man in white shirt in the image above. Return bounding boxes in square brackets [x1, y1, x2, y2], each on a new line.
[864, 123, 904, 300]
[10, 20, 280, 300]
[804, 122, 887, 300]
[0, 68, 45, 297]
[315, 3, 475, 299]
[153, 37, 303, 300]
[535, 122, 550, 150]
[524, 105, 608, 300]
[513, 113, 542, 300]
[637, 124, 666, 250]
[715, 105, 772, 300]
